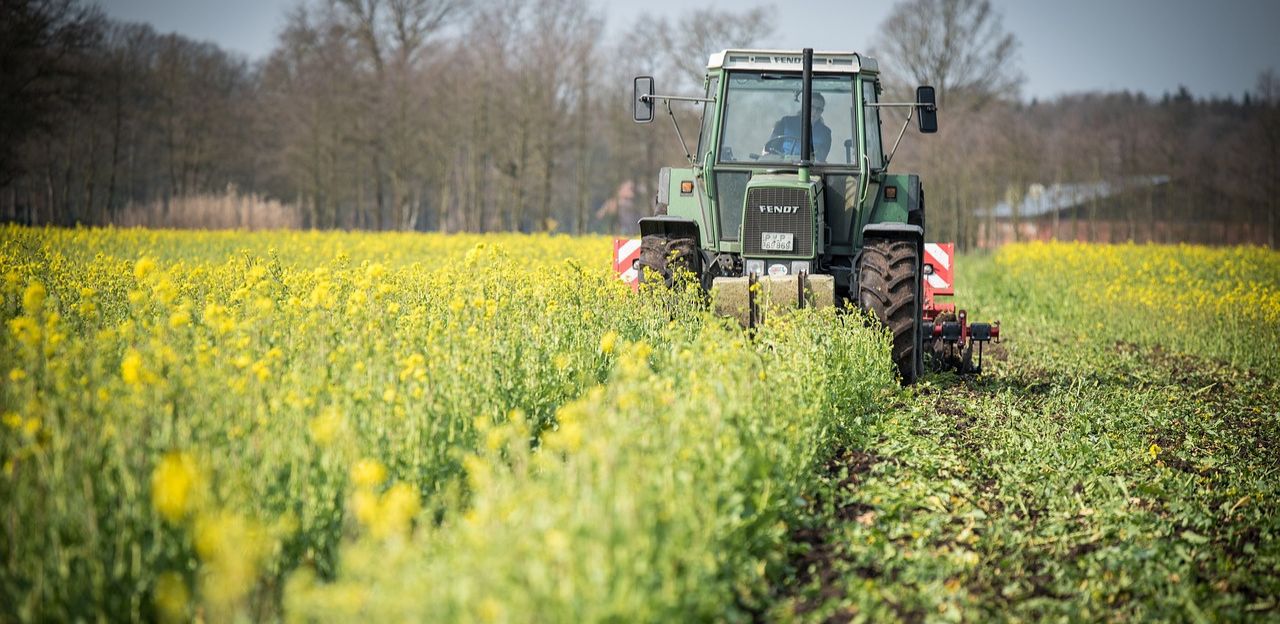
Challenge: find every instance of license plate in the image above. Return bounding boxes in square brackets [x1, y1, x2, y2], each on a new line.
[761, 232, 794, 252]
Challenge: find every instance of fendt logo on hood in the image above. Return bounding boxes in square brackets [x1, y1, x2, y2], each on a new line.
[758, 205, 800, 215]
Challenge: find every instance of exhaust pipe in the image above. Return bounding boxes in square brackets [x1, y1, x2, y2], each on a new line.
[799, 48, 813, 183]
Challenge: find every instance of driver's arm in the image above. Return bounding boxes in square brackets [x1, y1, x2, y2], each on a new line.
[816, 140, 831, 162]
[815, 126, 832, 162]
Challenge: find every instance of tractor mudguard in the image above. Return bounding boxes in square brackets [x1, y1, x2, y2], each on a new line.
[638, 216, 700, 241]
[868, 174, 925, 232]
[861, 222, 923, 240]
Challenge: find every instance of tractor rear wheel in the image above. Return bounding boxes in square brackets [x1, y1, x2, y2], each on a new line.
[638, 233, 701, 287]
[858, 238, 922, 383]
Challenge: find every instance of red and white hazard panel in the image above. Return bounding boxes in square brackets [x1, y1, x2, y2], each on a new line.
[613, 238, 641, 290]
[923, 242, 954, 297]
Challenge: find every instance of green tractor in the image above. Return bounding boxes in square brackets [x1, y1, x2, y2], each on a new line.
[627, 48, 997, 383]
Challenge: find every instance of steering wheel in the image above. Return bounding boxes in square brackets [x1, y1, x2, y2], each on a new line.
[763, 134, 802, 158]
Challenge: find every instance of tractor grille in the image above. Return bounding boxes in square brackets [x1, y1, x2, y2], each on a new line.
[742, 186, 813, 256]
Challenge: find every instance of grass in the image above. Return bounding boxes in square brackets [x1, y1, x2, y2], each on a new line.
[771, 250, 1280, 622]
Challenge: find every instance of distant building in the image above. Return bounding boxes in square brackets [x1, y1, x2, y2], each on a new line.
[976, 176, 1271, 247]
[596, 180, 644, 235]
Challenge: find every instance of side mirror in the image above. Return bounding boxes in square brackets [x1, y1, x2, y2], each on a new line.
[633, 76, 655, 124]
[916, 86, 938, 133]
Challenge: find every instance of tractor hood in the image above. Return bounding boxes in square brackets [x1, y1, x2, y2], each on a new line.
[740, 174, 824, 260]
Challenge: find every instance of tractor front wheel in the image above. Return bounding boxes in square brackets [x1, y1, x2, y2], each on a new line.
[858, 238, 922, 383]
[638, 233, 701, 287]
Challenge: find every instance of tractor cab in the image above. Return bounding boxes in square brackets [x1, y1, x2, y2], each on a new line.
[708, 52, 866, 283]
[628, 48, 995, 383]
[633, 50, 936, 291]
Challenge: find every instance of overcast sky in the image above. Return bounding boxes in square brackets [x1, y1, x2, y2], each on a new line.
[96, 0, 1280, 100]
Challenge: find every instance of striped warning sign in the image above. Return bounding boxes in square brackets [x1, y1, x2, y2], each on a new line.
[613, 238, 641, 290]
[923, 242, 954, 296]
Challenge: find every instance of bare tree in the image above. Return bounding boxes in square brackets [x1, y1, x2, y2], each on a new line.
[0, 0, 103, 187]
[654, 6, 775, 90]
[869, 0, 1023, 249]
[871, 0, 1022, 108]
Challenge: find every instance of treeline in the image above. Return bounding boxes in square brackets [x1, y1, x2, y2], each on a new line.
[0, 0, 766, 234]
[874, 0, 1279, 249]
[1, 0, 1277, 247]
[893, 85, 1280, 248]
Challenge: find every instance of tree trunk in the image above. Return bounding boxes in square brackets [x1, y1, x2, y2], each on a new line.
[374, 153, 386, 231]
[438, 177, 451, 233]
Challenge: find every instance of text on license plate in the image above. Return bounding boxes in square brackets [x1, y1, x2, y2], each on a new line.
[761, 232, 794, 252]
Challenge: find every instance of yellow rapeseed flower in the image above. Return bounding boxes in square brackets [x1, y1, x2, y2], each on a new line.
[8, 316, 39, 348]
[485, 427, 507, 451]
[372, 482, 420, 539]
[599, 330, 618, 355]
[134, 257, 157, 282]
[168, 307, 191, 329]
[308, 409, 344, 447]
[546, 419, 583, 453]
[151, 452, 203, 523]
[247, 264, 268, 282]
[121, 349, 145, 386]
[462, 454, 491, 490]
[352, 489, 379, 526]
[193, 510, 268, 615]
[22, 281, 46, 313]
[351, 458, 387, 488]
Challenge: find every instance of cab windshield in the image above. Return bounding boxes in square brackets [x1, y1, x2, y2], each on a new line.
[718, 72, 856, 166]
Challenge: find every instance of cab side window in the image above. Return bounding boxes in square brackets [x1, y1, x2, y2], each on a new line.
[861, 79, 883, 170]
[696, 76, 720, 163]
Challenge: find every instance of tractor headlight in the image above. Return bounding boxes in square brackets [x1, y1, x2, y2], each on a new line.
[790, 261, 810, 275]
[744, 259, 765, 276]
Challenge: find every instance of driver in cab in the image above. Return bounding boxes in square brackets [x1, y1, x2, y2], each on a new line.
[767, 92, 831, 162]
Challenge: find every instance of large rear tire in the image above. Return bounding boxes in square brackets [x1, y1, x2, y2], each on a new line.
[858, 238, 922, 383]
[638, 233, 701, 287]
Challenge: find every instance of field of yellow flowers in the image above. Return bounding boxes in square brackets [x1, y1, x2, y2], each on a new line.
[993, 241, 1280, 376]
[2, 228, 1278, 622]
[1, 226, 894, 621]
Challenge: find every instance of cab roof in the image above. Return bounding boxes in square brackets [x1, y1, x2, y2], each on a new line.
[707, 49, 877, 75]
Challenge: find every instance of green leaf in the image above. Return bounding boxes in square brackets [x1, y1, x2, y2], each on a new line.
[1180, 530, 1210, 545]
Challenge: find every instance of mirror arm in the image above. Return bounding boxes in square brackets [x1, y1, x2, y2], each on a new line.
[883, 104, 914, 169]
[640, 94, 713, 167]
[664, 99, 696, 166]
[642, 94, 714, 104]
